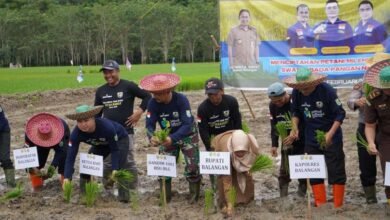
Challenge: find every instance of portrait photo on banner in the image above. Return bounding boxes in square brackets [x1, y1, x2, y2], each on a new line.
[219, 0, 390, 89]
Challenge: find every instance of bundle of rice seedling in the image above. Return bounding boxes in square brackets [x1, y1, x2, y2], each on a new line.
[249, 155, 274, 173]
[1, 182, 23, 202]
[356, 132, 369, 150]
[242, 121, 250, 134]
[275, 122, 289, 140]
[46, 165, 56, 179]
[130, 190, 139, 211]
[83, 181, 100, 207]
[363, 83, 374, 97]
[204, 188, 214, 215]
[63, 181, 73, 203]
[227, 186, 236, 208]
[111, 169, 135, 183]
[315, 130, 326, 149]
[154, 128, 171, 143]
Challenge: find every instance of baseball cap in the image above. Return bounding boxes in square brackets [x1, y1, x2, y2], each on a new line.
[99, 60, 120, 72]
[205, 78, 224, 94]
[267, 82, 285, 97]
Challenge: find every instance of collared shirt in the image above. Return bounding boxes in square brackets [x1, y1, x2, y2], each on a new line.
[197, 94, 242, 150]
[313, 18, 353, 54]
[146, 92, 196, 143]
[353, 18, 387, 46]
[365, 90, 390, 143]
[95, 79, 151, 134]
[291, 83, 346, 147]
[0, 105, 10, 132]
[286, 22, 314, 48]
[64, 118, 128, 179]
[347, 83, 365, 124]
[227, 25, 259, 67]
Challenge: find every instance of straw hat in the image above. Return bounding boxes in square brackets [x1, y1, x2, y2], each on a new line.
[25, 113, 64, 147]
[283, 68, 327, 89]
[140, 73, 180, 93]
[365, 52, 390, 67]
[66, 105, 104, 120]
[364, 59, 390, 89]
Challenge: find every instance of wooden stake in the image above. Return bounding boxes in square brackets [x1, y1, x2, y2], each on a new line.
[240, 90, 256, 119]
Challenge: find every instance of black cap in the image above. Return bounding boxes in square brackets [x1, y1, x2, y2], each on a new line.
[99, 60, 120, 72]
[205, 78, 224, 94]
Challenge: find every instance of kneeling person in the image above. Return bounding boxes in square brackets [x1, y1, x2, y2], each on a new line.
[64, 105, 132, 203]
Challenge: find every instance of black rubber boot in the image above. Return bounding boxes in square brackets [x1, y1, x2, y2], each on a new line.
[363, 186, 378, 204]
[189, 181, 201, 203]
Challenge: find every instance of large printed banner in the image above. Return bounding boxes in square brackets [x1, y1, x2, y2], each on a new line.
[219, 0, 390, 89]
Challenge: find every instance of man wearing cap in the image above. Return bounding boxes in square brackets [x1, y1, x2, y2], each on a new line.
[364, 58, 390, 211]
[25, 113, 70, 191]
[353, 1, 387, 52]
[312, 0, 353, 55]
[284, 68, 346, 208]
[267, 82, 306, 197]
[0, 105, 15, 188]
[95, 59, 151, 190]
[211, 129, 260, 217]
[64, 105, 132, 203]
[197, 77, 242, 190]
[140, 73, 201, 203]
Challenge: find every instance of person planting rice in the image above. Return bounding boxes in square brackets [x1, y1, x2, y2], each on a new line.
[24, 113, 70, 191]
[284, 67, 346, 208]
[211, 129, 260, 217]
[63, 105, 132, 203]
[140, 73, 201, 204]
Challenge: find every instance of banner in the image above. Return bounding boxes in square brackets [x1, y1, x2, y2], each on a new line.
[219, 0, 390, 88]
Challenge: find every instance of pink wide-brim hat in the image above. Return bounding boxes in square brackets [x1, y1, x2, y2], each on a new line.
[140, 73, 180, 93]
[25, 113, 64, 147]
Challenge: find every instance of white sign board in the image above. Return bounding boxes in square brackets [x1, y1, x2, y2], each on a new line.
[13, 147, 39, 170]
[79, 153, 103, 177]
[147, 154, 177, 177]
[289, 155, 327, 179]
[385, 162, 390, 186]
[200, 151, 231, 175]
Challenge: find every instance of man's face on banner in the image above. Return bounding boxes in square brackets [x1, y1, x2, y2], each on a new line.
[239, 11, 250, 26]
[359, 4, 373, 21]
[325, 2, 339, 19]
[297, 6, 309, 23]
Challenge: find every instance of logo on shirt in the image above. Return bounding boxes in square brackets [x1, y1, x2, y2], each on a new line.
[223, 110, 230, 117]
[316, 101, 323, 109]
[304, 107, 312, 118]
[296, 29, 303, 36]
[335, 98, 342, 106]
[338, 24, 346, 30]
[366, 25, 373, 32]
[147, 112, 151, 118]
[114, 135, 118, 141]
[186, 110, 192, 118]
[173, 111, 179, 118]
[117, 92, 123, 98]
[103, 94, 112, 99]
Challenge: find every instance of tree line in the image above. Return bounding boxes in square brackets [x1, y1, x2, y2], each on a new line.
[0, 0, 218, 67]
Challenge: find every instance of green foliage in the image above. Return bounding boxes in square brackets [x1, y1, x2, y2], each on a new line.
[275, 122, 289, 140]
[363, 83, 374, 98]
[83, 181, 100, 207]
[356, 132, 369, 151]
[111, 170, 135, 184]
[154, 128, 171, 143]
[227, 186, 236, 207]
[63, 181, 73, 203]
[46, 165, 56, 179]
[204, 188, 214, 215]
[250, 155, 274, 173]
[315, 130, 327, 149]
[1, 182, 23, 202]
[241, 121, 250, 134]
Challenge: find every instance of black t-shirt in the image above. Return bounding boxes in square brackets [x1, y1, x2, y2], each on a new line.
[197, 94, 242, 150]
[95, 79, 151, 134]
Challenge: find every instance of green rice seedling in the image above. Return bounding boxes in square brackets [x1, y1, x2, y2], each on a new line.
[154, 128, 171, 143]
[363, 83, 374, 97]
[356, 132, 369, 151]
[83, 181, 100, 207]
[46, 165, 56, 179]
[275, 122, 289, 140]
[315, 130, 327, 149]
[227, 186, 237, 210]
[204, 188, 214, 215]
[111, 169, 135, 184]
[63, 181, 73, 203]
[242, 121, 250, 133]
[130, 190, 139, 211]
[1, 182, 23, 202]
[250, 155, 274, 173]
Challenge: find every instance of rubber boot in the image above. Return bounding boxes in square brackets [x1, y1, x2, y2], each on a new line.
[159, 179, 172, 204]
[4, 168, 16, 187]
[189, 180, 201, 204]
[103, 168, 114, 190]
[297, 181, 307, 197]
[363, 186, 378, 204]
[29, 172, 44, 192]
[209, 175, 217, 192]
[311, 183, 327, 207]
[386, 199, 390, 216]
[79, 176, 90, 194]
[118, 177, 130, 203]
[279, 183, 289, 197]
[333, 184, 345, 208]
